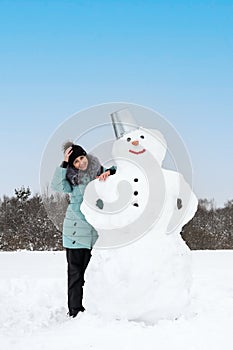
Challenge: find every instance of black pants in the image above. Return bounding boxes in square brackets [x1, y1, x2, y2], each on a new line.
[66, 248, 92, 312]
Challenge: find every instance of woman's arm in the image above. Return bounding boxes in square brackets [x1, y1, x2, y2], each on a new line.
[50, 147, 74, 193]
[96, 165, 117, 181]
[51, 164, 73, 193]
[98, 165, 117, 175]
[104, 165, 117, 175]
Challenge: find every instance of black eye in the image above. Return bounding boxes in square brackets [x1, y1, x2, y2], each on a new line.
[140, 135, 144, 139]
[127, 137, 131, 142]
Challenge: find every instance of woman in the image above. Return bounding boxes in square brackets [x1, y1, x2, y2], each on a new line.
[51, 141, 117, 318]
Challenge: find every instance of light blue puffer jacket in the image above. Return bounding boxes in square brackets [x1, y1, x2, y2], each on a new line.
[51, 164, 116, 249]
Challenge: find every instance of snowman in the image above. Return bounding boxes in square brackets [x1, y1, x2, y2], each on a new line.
[80, 108, 198, 323]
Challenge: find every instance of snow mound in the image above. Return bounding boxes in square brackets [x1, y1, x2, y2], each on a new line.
[85, 231, 192, 324]
[0, 278, 67, 336]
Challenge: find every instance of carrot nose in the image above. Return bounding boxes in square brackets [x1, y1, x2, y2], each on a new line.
[131, 140, 139, 146]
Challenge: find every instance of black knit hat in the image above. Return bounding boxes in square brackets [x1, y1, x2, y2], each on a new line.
[63, 141, 87, 166]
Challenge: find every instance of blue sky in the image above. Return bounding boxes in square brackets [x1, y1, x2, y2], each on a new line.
[0, 0, 232, 207]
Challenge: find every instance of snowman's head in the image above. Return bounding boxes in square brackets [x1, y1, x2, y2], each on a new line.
[112, 127, 167, 166]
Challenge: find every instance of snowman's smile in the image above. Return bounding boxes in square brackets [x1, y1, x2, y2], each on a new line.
[129, 148, 146, 155]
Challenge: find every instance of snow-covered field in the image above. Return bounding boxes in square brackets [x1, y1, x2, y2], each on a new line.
[1, 250, 233, 350]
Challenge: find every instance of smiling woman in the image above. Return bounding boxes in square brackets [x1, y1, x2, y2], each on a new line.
[50, 140, 117, 318]
[65, 142, 88, 169]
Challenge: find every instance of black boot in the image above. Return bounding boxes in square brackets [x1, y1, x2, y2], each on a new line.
[68, 306, 85, 318]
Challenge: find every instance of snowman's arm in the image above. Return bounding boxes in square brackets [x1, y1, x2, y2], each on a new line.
[98, 165, 117, 176]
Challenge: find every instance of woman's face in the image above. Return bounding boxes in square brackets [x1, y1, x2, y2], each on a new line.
[73, 155, 88, 170]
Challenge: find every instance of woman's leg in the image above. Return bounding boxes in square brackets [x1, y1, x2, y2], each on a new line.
[66, 248, 92, 316]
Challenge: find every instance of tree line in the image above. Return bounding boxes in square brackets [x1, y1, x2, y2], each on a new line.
[181, 198, 233, 249]
[0, 186, 232, 251]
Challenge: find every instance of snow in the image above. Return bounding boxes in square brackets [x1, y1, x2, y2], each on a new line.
[1, 250, 233, 350]
[84, 233, 193, 324]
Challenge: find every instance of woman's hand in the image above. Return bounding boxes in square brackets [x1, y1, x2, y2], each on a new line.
[96, 170, 110, 181]
[64, 146, 73, 162]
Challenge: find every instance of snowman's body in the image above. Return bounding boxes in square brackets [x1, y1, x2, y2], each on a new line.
[80, 126, 198, 323]
[83, 159, 150, 228]
[81, 126, 196, 246]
